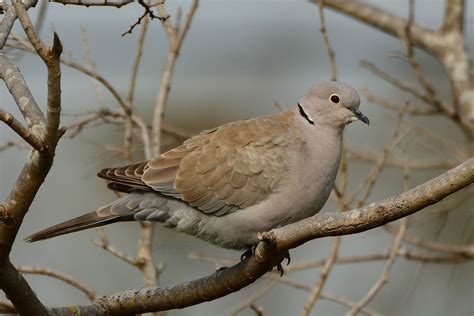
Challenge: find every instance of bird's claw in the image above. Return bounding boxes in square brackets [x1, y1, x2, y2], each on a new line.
[240, 240, 290, 277]
[240, 245, 257, 262]
[283, 250, 291, 266]
[274, 251, 291, 276]
[216, 266, 229, 272]
[276, 262, 285, 276]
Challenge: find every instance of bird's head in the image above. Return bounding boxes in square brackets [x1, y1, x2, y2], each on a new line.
[297, 81, 369, 129]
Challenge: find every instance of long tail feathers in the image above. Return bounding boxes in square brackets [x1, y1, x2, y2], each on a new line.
[25, 212, 126, 242]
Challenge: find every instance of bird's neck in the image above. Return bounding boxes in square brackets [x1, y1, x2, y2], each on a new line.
[281, 106, 345, 138]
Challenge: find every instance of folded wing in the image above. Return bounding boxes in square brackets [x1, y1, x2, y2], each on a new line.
[99, 117, 294, 216]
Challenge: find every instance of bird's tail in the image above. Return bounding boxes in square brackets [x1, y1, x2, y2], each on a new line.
[25, 193, 168, 242]
[25, 212, 127, 242]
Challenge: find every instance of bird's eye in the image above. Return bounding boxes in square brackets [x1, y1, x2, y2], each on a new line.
[330, 94, 340, 104]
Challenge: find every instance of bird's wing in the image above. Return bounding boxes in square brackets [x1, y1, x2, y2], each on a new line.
[100, 117, 295, 216]
[99, 161, 151, 192]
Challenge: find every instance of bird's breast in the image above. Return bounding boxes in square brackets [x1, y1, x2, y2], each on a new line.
[284, 128, 342, 221]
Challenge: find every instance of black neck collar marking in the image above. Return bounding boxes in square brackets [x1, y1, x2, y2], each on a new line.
[298, 103, 315, 125]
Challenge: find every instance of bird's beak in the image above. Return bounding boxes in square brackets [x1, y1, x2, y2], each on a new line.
[352, 109, 370, 125]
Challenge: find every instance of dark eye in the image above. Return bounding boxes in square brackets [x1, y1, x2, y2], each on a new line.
[330, 94, 340, 104]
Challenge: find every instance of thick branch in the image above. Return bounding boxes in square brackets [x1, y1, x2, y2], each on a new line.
[12, 4, 64, 146]
[48, 158, 473, 315]
[49, 242, 282, 315]
[0, 260, 48, 315]
[272, 158, 473, 251]
[0, 4, 63, 314]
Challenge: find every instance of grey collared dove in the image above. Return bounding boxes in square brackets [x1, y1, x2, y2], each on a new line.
[27, 81, 368, 252]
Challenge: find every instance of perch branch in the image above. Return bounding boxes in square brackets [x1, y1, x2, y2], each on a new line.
[0, 2, 63, 314]
[47, 158, 473, 314]
[50, 0, 133, 7]
[0, 260, 48, 315]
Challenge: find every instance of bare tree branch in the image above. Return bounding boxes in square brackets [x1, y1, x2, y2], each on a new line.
[0, 298, 15, 314]
[0, 0, 37, 49]
[349, 219, 407, 315]
[0, 108, 45, 151]
[441, 0, 464, 32]
[123, 13, 149, 162]
[152, 0, 199, 156]
[50, 0, 134, 7]
[317, 0, 337, 81]
[317, 0, 436, 51]
[0, 53, 46, 132]
[18, 265, 97, 301]
[272, 158, 472, 251]
[319, 0, 474, 134]
[0, 2, 471, 314]
[0, 2, 63, 313]
[0, 260, 48, 315]
[301, 236, 341, 316]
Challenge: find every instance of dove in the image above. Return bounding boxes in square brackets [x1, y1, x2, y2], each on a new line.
[26, 81, 368, 253]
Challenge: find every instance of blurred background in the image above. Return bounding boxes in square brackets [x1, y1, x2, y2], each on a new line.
[1, 0, 473, 315]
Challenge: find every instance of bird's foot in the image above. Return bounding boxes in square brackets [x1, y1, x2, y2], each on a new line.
[276, 262, 284, 276]
[256, 232, 291, 276]
[216, 266, 228, 272]
[240, 245, 257, 262]
[283, 250, 291, 266]
[274, 251, 291, 276]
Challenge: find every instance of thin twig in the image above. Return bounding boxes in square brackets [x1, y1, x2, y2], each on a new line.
[152, 0, 199, 156]
[363, 88, 438, 115]
[127, 14, 149, 104]
[348, 219, 407, 315]
[121, 1, 166, 37]
[228, 280, 277, 316]
[384, 225, 474, 256]
[399, 0, 442, 112]
[0, 109, 45, 151]
[360, 61, 440, 109]
[17, 266, 97, 301]
[93, 228, 137, 266]
[123, 12, 150, 162]
[350, 106, 407, 207]
[317, 0, 337, 80]
[301, 236, 341, 316]
[80, 27, 107, 109]
[50, 0, 134, 7]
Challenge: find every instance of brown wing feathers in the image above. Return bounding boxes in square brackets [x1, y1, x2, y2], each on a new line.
[95, 118, 292, 216]
[97, 161, 151, 193]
